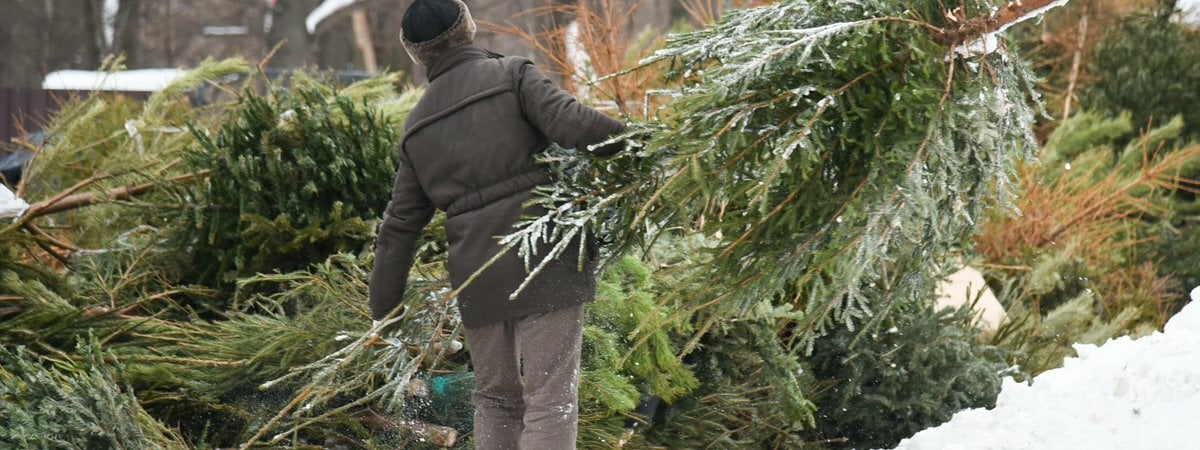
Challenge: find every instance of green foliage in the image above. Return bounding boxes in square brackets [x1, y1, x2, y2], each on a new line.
[806, 303, 1007, 449]
[642, 321, 817, 449]
[0, 248, 60, 296]
[143, 57, 252, 117]
[1039, 110, 1196, 212]
[1075, 18, 1200, 314]
[0, 250, 455, 448]
[18, 95, 145, 202]
[986, 248, 1159, 375]
[179, 74, 419, 287]
[143, 253, 452, 447]
[14, 59, 250, 250]
[1041, 111, 1135, 166]
[585, 255, 698, 406]
[0, 272, 85, 344]
[0, 338, 186, 450]
[559, 253, 704, 448]
[0, 269, 183, 360]
[992, 290, 1145, 376]
[1041, 112, 1190, 182]
[574, 235, 823, 448]
[2, 62, 438, 448]
[1142, 215, 1200, 290]
[1087, 13, 1200, 138]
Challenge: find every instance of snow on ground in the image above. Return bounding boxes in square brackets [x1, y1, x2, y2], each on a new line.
[892, 286, 1200, 450]
[42, 69, 187, 92]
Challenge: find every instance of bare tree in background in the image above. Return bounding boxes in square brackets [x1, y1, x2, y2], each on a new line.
[1, 0, 101, 88]
[267, 0, 319, 68]
[0, 0, 683, 88]
[112, 0, 143, 66]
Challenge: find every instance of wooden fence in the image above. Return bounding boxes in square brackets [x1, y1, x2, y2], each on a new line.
[0, 88, 156, 151]
[2, 72, 365, 151]
[0, 88, 57, 149]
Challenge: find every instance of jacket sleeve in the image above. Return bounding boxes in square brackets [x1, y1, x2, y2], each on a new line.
[369, 149, 435, 321]
[516, 62, 627, 157]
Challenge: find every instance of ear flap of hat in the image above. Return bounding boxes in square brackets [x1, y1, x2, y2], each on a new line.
[401, 0, 477, 67]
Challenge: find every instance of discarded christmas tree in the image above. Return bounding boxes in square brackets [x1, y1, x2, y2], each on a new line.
[496, 0, 1070, 445]
[510, 0, 1059, 354]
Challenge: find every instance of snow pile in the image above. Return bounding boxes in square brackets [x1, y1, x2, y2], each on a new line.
[42, 69, 187, 92]
[893, 286, 1200, 450]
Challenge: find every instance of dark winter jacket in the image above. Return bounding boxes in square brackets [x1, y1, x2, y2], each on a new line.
[368, 45, 625, 327]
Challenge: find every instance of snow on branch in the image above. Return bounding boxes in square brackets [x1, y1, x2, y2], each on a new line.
[306, 0, 364, 34]
[933, 0, 1071, 45]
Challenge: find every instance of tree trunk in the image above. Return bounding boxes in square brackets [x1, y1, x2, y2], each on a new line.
[266, 0, 315, 68]
[351, 9, 377, 73]
[114, 0, 143, 66]
[82, 0, 106, 66]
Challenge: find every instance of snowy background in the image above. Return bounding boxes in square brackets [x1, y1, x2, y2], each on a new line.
[892, 287, 1200, 450]
[1180, 0, 1200, 25]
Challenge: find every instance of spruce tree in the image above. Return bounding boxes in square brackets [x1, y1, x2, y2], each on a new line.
[178, 73, 420, 291]
[506, 0, 1065, 353]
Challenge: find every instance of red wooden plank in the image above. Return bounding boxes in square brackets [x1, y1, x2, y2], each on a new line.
[1, 88, 15, 148]
[31, 89, 49, 132]
[14, 87, 31, 136]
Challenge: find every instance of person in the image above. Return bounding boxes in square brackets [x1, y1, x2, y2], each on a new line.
[368, 0, 626, 448]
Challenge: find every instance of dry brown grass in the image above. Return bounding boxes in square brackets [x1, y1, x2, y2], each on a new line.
[480, 0, 780, 118]
[1022, 0, 1157, 132]
[479, 0, 663, 117]
[1096, 261, 1178, 325]
[977, 143, 1200, 267]
[976, 141, 1200, 325]
[678, 0, 779, 25]
[678, 0, 726, 25]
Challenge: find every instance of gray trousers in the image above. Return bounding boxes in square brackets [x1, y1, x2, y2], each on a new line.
[464, 304, 585, 450]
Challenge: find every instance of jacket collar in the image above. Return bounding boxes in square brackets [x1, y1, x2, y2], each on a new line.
[426, 45, 495, 82]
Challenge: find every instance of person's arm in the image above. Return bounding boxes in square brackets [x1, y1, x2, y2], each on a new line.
[369, 150, 435, 321]
[516, 63, 626, 156]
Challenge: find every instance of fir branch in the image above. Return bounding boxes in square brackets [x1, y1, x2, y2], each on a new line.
[19, 171, 210, 221]
[503, 0, 1045, 354]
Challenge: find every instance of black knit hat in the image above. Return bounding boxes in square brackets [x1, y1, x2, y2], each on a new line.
[401, 0, 461, 43]
[400, 0, 477, 67]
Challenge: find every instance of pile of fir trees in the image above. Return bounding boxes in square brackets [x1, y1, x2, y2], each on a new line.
[969, 0, 1200, 378]
[0, 59, 444, 448]
[10, 0, 1184, 449]
[977, 112, 1200, 376]
[1086, 2, 1200, 292]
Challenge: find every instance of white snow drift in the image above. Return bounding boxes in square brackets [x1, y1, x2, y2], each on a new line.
[893, 286, 1200, 450]
[42, 69, 187, 92]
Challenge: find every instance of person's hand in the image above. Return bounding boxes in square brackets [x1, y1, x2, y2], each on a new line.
[365, 306, 407, 347]
[365, 319, 388, 348]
